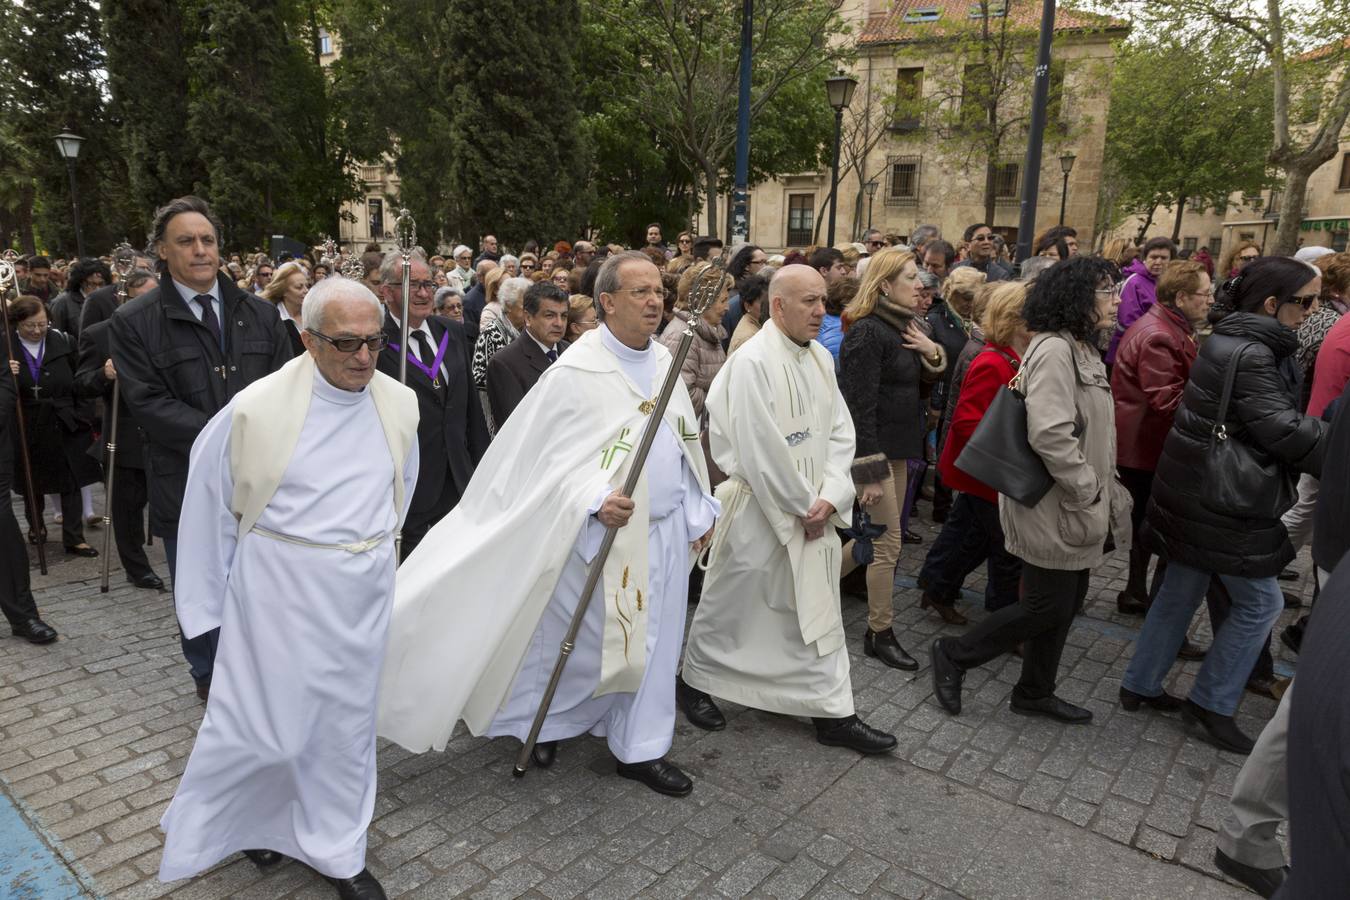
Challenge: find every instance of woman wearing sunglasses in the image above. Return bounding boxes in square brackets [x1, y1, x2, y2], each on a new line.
[1120, 256, 1326, 754]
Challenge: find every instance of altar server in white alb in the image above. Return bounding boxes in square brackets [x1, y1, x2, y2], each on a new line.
[379, 251, 719, 797]
[158, 279, 419, 900]
[678, 265, 897, 754]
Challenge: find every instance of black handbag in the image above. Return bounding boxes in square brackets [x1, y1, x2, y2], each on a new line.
[1199, 344, 1296, 518]
[954, 347, 1055, 508]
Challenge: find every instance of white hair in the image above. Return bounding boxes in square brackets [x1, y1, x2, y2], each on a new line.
[498, 276, 532, 309]
[452, 244, 471, 260]
[500, 254, 520, 269]
[301, 277, 382, 333]
[379, 248, 428, 284]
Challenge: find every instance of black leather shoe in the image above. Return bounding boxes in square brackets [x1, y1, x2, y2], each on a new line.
[930, 638, 964, 715]
[1177, 638, 1207, 661]
[1115, 590, 1149, 616]
[901, 529, 924, 545]
[129, 573, 165, 590]
[1182, 699, 1254, 754]
[1280, 620, 1304, 655]
[864, 628, 918, 671]
[64, 544, 99, 558]
[1010, 695, 1093, 724]
[676, 676, 725, 731]
[1119, 686, 1181, 712]
[324, 868, 388, 900]
[813, 715, 897, 754]
[531, 740, 557, 769]
[10, 618, 57, 645]
[1214, 848, 1286, 898]
[1276, 567, 1298, 582]
[243, 848, 284, 868]
[615, 757, 693, 797]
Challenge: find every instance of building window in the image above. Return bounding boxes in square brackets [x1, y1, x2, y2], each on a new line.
[1182, 237, 1198, 252]
[1339, 152, 1350, 190]
[1239, 231, 1256, 242]
[368, 198, 385, 238]
[786, 194, 815, 246]
[318, 27, 333, 55]
[902, 5, 941, 23]
[993, 162, 1019, 200]
[968, 1, 1007, 17]
[1046, 61, 1067, 129]
[886, 155, 921, 206]
[1209, 236, 1223, 257]
[893, 67, 924, 130]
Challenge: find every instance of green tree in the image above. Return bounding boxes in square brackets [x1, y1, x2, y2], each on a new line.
[1104, 34, 1273, 244]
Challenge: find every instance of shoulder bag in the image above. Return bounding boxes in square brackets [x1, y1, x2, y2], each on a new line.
[953, 344, 1055, 507]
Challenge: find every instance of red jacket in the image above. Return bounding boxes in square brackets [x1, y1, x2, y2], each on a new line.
[938, 343, 1021, 503]
[1307, 313, 1350, 419]
[1112, 302, 1197, 471]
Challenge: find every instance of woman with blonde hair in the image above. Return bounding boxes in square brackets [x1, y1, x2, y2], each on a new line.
[837, 248, 947, 669]
[919, 282, 1031, 621]
[1102, 237, 1138, 275]
[659, 260, 731, 419]
[1219, 240, 1261, 279]
[476, 267, 508, 331]
[565, 293, 598, 344]
[260, 260, 310, 357]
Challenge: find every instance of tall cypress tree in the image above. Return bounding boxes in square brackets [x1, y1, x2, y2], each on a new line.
[444, 0, 591, 246]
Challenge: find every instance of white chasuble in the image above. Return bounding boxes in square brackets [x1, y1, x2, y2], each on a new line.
[159, 365, 419, 883]
[377, 325, 718, 763]
[682, 319, 859, 718]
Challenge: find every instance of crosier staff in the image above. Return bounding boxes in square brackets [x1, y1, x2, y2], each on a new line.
[513, 251, 731, 777]
[100, 244, 136, 593]
[0, 259, 47, 575]
[394, 210, 416, 385]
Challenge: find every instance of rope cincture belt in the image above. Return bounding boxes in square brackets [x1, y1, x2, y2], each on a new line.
[252, 525, 391, 554]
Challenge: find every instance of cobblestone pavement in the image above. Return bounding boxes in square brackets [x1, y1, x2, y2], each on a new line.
[3, 490, 1304, 898]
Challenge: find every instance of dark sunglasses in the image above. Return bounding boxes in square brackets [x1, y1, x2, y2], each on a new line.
[307, 329, 389, 353]
[1288, 293, 1318, 310]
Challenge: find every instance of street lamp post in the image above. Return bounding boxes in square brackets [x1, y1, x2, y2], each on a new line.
[824, 74, 857, 247]
[1057, 153, 1076, 226]
[54, 132, 86, 259]
[864, 179, 879, 232]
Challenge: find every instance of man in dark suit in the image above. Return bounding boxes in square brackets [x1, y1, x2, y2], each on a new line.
[75, 270, 164, 590]
[486, 282, 569, 426]
[375, 250, 489, 560]
[111, 196, 291, 700]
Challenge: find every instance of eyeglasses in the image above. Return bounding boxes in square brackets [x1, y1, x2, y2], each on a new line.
[608, 287, 663, 300]
[970, 234, 994, 242]
[1289, 293, 1319, 310]
[1238, 254, 1259, 263]
[865, 240, 884, 248]
[306, 329, 390, 353]
[521, 263, 536, 271]
[384, 280, 437, 293]
[17, 320, 50, 332]
[1095, 284, 1122, 297]
[678, 238, 692, 245]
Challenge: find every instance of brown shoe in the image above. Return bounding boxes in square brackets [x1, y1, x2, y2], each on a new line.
[920, 591, 968, 625]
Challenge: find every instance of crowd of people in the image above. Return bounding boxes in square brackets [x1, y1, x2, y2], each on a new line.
[3, 199, 1348, 900]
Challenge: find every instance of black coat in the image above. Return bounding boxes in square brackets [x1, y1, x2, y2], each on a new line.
[485, 332, 567, 427]
[75, 319, 146, 470]
[78, 284, 119, 335]
[839, 312, 929, 480]
[7, 329, 102, 493]
[375, 314, 489, 527]
[1145, 312, 1325, 578]
[282, 318, 307, 358]
[109, 271, 291, 536]
[1313, 381, 1350, 572]
[49, 290, 87, 338]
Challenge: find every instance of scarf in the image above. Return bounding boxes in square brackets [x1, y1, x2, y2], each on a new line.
[869, 292, 919, 336]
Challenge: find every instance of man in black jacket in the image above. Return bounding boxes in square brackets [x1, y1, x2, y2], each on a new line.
[110, 196, 290, 700]
[0, 354, 58, 644]
[75, 272, 163, 590]
[375, 250, 489, 560]
[485, 282, 569, 427]
[49, 257, 112, 339]
[79, 253, 155, 335]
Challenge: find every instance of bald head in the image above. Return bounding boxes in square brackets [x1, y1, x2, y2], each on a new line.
[769, 265, 828, 344]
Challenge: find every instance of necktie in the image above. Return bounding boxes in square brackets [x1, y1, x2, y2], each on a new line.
[194, 294, 223, 348]
[546, 347, 558, 363]
[412, 330, 442, 389]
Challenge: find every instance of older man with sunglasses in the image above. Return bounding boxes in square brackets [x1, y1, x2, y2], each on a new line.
[159, 278, 420, 900]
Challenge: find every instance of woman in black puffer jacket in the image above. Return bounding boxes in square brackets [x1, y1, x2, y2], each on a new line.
[1121, 256, 1325, 755]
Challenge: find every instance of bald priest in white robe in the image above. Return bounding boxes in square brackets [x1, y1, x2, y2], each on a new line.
[378, 251, 719, 797]
[157, 279, 419, 900]
[678, 265, 897, 755]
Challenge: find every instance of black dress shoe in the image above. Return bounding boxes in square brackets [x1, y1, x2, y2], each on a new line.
[324, 868, 388, 900]
[1177, 637, 1207, 661]
[1010, 694, 1093, 724]
[1119, 686, 1181, 712]
[1182, 699, 1254, 754]
[64, 544, 99, 558]
[1276, 567, 1298, 582]
[615, 757, 693, 797]
[930, 638, 964, 715]
[10, 618, 57, 645]
[129, 573, 165, 590]
[864, 628, 919, 671]
[901, 529, 924, 545]
[676, 676, 726, 731]
[1115, 590, 1149, 616]
[1280, 620, 1304, 655]
[531, 740, 557, 769]
[243, 848, 285, 868]
[813, 715, 897, 754]
[1214, 848, 1287, 898]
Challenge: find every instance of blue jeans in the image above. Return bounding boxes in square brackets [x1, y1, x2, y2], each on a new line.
[164, 537, 218, 686]
[1122, 562, 1283, 716]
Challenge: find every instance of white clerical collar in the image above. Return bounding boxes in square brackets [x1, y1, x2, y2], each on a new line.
[527, 330, 557, 355]
[764, 318, 810, 356]
[599, 323, 651, 362]
[171, 277, 220, 306]
[312, 363, 368, 404]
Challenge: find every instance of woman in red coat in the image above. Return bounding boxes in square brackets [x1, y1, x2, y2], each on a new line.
[1111, 260, 1212, 613]
[917, 282, 1030, 618]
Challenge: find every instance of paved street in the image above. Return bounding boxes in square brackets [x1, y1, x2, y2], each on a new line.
[2, 490, 1300, 899]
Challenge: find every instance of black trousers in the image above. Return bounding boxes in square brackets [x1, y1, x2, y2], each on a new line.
[1118, 466, 1166, 601]
[23, 488, 84, 548]
[947, 563, 1089, 701]
[918, 492, 1021, 611]
[1, 462, 40, 627]
[111, 467, 154, 580]
[400, 468, 461, 563]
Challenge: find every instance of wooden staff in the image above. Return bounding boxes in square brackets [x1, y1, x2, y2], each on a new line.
[513, 252, 731, 777]
[0, 260, 47, 575]
[100, 244, 136, 592]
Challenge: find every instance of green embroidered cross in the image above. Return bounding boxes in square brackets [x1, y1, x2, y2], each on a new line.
[601, 427, 634, 470]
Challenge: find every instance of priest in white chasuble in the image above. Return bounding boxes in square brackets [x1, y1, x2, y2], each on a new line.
[158, 279, 419, 900]
[679, 265, 897, 755]
[378, 251, 719, 797]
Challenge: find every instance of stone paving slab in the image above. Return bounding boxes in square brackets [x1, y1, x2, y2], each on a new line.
[1, 490, 1303, 897]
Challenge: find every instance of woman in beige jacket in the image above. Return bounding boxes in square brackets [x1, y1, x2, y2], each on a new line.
[931, 257, 1132, 724]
